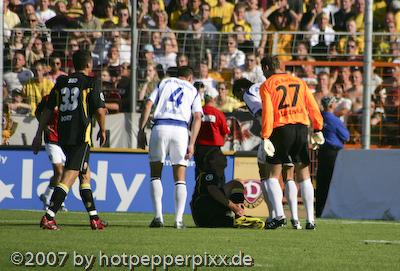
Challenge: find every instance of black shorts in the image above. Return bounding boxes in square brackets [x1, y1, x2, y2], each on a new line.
[267, 124, 310, 165]
[192, 194, 233, 228]
[62, 143, 90, 173]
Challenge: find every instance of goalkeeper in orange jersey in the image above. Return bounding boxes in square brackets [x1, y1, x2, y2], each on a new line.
[259, 55, 324, 230]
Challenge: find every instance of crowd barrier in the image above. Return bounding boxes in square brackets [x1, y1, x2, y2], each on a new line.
[322, 149, 400, 221]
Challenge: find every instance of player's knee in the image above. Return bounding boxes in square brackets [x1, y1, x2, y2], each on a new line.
[231, 178, 244, 186]
[230, 181, 244, 204]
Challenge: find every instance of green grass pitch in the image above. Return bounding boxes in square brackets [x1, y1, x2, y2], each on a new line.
[1, 209, 399, 270]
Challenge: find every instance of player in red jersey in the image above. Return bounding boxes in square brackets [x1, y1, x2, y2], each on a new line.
[36, 95, 67, 211]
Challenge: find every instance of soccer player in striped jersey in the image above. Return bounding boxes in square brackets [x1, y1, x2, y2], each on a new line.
[32, 50, 108, 230]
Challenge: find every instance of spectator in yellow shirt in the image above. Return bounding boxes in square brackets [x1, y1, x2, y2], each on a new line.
[221, 2, 252, 40]
[22, 61, 54, 116]
[210, 0, 234, 30]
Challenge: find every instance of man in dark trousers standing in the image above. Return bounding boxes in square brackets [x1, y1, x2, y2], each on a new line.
[316, 95, 350, 217]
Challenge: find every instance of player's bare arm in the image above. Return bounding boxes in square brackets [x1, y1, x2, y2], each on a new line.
[32, 108, 53, 155]
[138, 100, 154, 149]
[185, 111, 202, 159]
[208, 185, 245, 217]
[95, 107, 107, 148]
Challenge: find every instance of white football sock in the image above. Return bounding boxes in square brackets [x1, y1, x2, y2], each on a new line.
[261, 178, 276, 220]
[174, 181, 187, 223]
[43, 185, 54, 202]
[300, 178, 314, 223]
[150, 178, 163, 221]
[266, 178, 285, 219]
[285, 179, 298, 221]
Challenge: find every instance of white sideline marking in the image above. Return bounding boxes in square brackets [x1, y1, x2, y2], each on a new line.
[253, 263, 273, 267]
[363, 240, 400, 244]
[317, 219, 400, 225]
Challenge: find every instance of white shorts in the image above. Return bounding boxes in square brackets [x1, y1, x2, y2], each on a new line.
[45, 143, 66, 165]
[149, 125, 189, 166]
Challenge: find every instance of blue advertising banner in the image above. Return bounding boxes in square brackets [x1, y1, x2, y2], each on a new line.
[0, 148, 234, 214]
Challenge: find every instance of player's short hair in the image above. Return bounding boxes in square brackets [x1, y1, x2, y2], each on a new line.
[232, 78, 253, 102]
[73, 50, 92, 71]
[261, 55, 281, 71]
[194, 81, 205, 91]
[204, 148, 224, 169]
[177, 66, 194, 79]
[165, 67, 178, 77]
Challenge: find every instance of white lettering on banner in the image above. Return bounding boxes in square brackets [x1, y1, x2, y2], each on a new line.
[36, 170, 55, 196]
[21, 159, 33, 199]
[111, 173, 146, 211]
[0, 159, 150, 210]
[71, 161, 108, 201]
[0, 155, 8, 164]
[0, 180, 14, 202]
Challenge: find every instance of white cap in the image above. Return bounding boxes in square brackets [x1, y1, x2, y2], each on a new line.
[204, 87, 219, 99]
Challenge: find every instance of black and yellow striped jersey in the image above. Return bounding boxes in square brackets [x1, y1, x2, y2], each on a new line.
[46, 72, 105, 145]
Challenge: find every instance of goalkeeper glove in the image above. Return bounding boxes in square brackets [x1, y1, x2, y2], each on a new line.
[311, 131, 325, 149]
[263, 138, 275, 157]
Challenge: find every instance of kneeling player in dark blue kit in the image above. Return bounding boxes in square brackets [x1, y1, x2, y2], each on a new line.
[191, 148, 264, 228]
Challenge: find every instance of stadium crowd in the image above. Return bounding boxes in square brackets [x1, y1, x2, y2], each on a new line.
[3, 0, 400, 145]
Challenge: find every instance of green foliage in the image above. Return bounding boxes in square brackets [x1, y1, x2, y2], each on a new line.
[1, 210, 400, 270]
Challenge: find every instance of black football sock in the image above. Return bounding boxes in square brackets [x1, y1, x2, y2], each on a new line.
[80, 184, 98, 220]
[45, 184, 68, 220]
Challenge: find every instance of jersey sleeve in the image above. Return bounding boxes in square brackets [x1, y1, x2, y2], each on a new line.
[244, 83, 262, 117]
[191, 91, 203, 114]
[218, 110, 231, 136]
[45, 83, 58, 111]
[35, 97, 47, 118]
[89, 78, 106, 112]
[202, 170, 220, 191]
[147, 81, 161, 104]
[260, 82, 274, 139]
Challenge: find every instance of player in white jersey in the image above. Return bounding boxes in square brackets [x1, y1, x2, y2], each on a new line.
[138, 66, 203, 229]
[233, 78, 302, 229]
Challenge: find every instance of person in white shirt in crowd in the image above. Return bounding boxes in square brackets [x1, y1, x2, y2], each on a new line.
[332, 82, 352, 124]
[307, 12, 336, 60]
[242, 53, 266, 83]
[244, 0, 267, 56]
[102, 30, 131, 66]
[36, 0, 57, 23]
[194, 59, 217, 90]
[4, 51, 34, 96]
[153, 37, 177, 74]
[217, 35, 245, 70]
